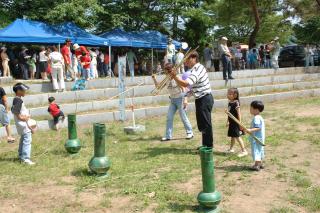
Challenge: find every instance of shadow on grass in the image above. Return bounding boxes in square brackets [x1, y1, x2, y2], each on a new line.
[168, 203, 208, 213]
[71, 167, 93, 177]
[124, 135, 162, 142]
[215, 165, 251, 172]
[0, 157, 19, 162]
[213, 150, 228, 157]
[136, 147, 198, 159]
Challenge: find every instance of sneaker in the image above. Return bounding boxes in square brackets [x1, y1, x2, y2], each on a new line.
[21, 159, 35, 165]
[186, 134, 194, 140]
[237, 151, 248, 157]
[161, 137, 171, 142]
[250, 165, 260, 171]
[223, 77, 228, 81]
[226, 149, 235, 154]
[228, 76, 234, 80]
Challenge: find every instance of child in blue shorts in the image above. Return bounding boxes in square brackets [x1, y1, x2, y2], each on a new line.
[247, 100, 265, 171]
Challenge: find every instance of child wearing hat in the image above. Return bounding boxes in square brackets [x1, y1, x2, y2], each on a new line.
[11, 83, 35, 165]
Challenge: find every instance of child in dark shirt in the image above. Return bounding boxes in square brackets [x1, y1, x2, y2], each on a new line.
[48, 97, 65, 130]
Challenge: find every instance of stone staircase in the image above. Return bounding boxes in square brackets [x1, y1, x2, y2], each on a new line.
[0, 66, 319, 137]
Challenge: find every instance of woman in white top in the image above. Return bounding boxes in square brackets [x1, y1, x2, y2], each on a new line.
[48, 46, 65, 92]
[90, 49, 98, 79]
[39, 46, 49, 80]
[0, 47, 10, 77]
[152, 63, 193, 141]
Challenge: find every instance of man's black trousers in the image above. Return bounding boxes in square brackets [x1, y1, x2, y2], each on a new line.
[195, 93, 214, 147]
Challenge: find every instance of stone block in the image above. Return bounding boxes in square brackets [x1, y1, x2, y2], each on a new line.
[49, 91, 76, 103]
[145, 106, 168, 117]
[23, 93, 49, 107]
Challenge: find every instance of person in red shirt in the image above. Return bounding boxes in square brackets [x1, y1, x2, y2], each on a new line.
[80, 52, 91, 80]
[73, 43, 89, 59]
[48, 97, 65, 130]
[103, 52, 111, 77]
[61, 38, 74, 80]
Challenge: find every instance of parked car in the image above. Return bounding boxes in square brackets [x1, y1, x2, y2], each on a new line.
[278, 45, 305, 68]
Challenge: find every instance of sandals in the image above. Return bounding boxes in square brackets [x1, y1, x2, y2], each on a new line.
[7, 138, 15, 144]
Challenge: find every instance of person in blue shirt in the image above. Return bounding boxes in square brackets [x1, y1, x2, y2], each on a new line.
[247, 100, 265, 171]
[248, 48, 259, 69]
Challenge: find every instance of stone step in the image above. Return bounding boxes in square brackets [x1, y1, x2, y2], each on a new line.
[2, 67, 312, 95]
[1, 88, 320, 138]
[0, 76, 13, 85]
[26, 80, 320, 118]
[5, 72, 320, 108]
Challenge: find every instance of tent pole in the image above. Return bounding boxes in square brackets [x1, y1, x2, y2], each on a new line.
[109, 46, 112, 76]
[151, 48, 154, 73]
[58, 43, 61, 52]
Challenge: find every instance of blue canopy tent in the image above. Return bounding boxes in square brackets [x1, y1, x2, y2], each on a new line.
[99, 29, 133, 47]
[100, 28, 151, 48]
[0, 19, 66, 44]
[132, 30, 181, 49]
[52, 22, 108, 46]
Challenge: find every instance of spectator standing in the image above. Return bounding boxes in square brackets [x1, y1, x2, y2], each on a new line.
[270, 37, 281, 70]
[175, 48, 185, 73]
[0, 86, 15, 143]
[104, 51, 111, 77]
[71, 50, 79, 79]
[259, 45, 265, 68]
[248, 49, 259, 69]
[1, 47, 11, 77]
[203, 43, 213, 71]
[27, 53, 36, 79]
[18, 47, 30, 80]
[49, 46, 65, 92]
[97, 50, 104, 77]
[39, 46, 48, 80]
[90, 48, 98, 79]
[219, 37, 234, 80]
[61, 39, 73, 80]
[166, 38, 176, 63]
[127, 49, 137, 77]
[265, 45, 271, 68]
[212, 47, 220, 72]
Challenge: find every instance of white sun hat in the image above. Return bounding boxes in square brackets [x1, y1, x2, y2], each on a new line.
[73, 43, 80, 50]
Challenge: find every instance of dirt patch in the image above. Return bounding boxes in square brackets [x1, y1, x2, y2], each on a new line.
[0, 183, 105, 213]
[294, 107, 320, 117]
[173, 175, 201, 195]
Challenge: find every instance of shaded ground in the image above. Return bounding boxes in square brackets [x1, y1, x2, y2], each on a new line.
[0, 97, 319, 213]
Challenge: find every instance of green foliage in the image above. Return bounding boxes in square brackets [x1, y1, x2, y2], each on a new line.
[44, 0, 103, 28]
[0, 0, 318, 46]
[294, 16, 320, 44]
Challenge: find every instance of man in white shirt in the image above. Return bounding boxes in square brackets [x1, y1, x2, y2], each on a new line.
[218, 37, 234, 80]
[270, 37, 281, 70]
[166, 38, 176, 63]
[175, 48, 185, 73]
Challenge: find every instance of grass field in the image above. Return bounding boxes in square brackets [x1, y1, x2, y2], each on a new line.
[0, 97, 320, 213]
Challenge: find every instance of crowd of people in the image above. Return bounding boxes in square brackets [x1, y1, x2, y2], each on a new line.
[0, 39, 153, 87]
[202, 36, 282, 80]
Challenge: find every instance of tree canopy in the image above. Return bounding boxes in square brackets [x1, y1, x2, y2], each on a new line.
[0, 0, 319, 46]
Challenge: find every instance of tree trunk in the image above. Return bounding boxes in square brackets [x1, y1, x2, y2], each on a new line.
[248, 0, 260, 49]
[316, 0, 320, 8]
